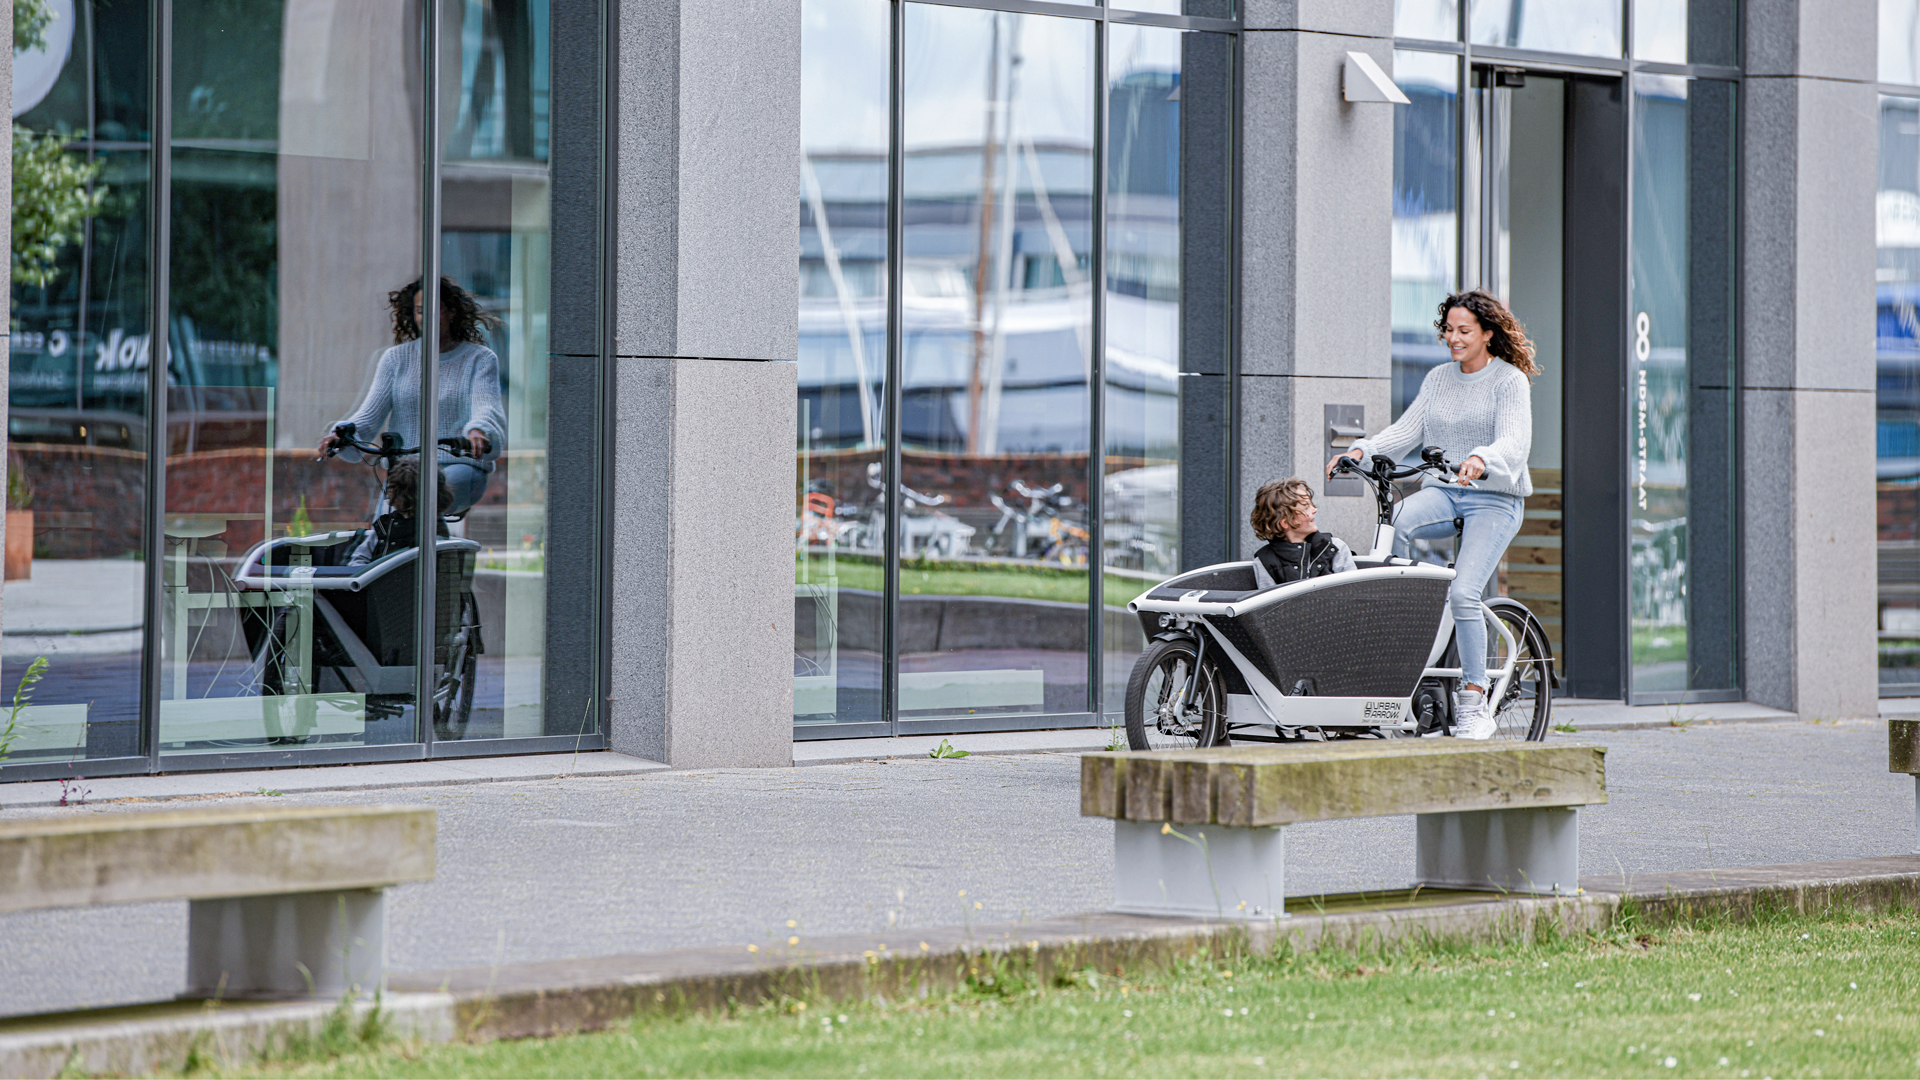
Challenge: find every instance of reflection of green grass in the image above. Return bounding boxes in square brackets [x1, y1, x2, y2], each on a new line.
[1632, 625, 1688, 665]
[796, 554, 1098, 605]
[1879, 640, 1920, 670]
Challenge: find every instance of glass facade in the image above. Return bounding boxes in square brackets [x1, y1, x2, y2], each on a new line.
[1879, 93, 1920, 693]
[795, 0, 1233, 734]
[1393, 0, 1741, 703]
[5, 0, 605, 774]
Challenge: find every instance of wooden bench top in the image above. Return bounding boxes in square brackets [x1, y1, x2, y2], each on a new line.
[1892, 719, 1920, 775]
[1081, 741, 1607, 828]
[0, 805, 435, 914]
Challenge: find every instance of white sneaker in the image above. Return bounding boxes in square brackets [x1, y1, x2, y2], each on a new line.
[1453, 687, 1495, 740]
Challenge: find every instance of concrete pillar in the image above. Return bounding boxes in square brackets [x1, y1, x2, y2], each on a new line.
[1740, 0, 1880, 718]
[608, 0, 800, 766]
[1237, 1, 1396, 556]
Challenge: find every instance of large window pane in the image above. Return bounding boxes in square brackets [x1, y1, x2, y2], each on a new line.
[1396, 0, 1458, 40]
[796, 0, 889, 728]
[1886, 0, 1920, 85]
[159, 0, 425, 753]
[1102, 24, 1182, 710]
[434, 0, 569, 742]
[1878, 95, 1920, 694]
[1628, 74, 1738, 697]
[6, 0, 151, 765]
[1470, 0, 1622, 57]
[901, 5, 1092, 721]
[1391, 50, 1456, 421]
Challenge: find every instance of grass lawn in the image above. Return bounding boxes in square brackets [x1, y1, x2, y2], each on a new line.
[217, 906, 1920, 1079]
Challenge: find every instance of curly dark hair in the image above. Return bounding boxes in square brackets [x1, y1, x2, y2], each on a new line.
[388, 276, 502, 346]
[1434, 288, 1539, 377]
[1250, 478, 1316, 541]
[384, 457, 454, 516]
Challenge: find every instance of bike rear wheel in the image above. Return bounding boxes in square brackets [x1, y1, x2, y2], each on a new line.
[1483, 603, 1553, 741]
[1124, 636, 1228, 751]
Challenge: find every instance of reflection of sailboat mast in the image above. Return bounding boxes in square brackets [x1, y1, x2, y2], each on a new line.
[981, 21, 1024, 456]
[802, 156, 877, 447]
[966, 15, 1001, 456]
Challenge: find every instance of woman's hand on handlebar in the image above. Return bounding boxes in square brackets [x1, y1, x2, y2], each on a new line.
[317, 432, 344, 458]
[1456, 455, 1487, 485]
[1326, 447, 1363, 480]
[465, 429, 490, 459]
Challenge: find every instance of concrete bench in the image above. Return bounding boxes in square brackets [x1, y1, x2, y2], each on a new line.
[1893, 719, 1920, 853]
[0, 805, 434, 1000]
[1081, 741, 1607, 918]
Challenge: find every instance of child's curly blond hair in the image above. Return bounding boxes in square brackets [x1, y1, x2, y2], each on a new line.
[1250, 478, 1316, 541]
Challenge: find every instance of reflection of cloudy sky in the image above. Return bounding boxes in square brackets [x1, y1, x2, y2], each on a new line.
[903, 6, 1092, 151]
[801, 0, 888, 154]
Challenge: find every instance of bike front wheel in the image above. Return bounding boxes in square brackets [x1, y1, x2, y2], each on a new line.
[1124, 636, 1228, 751]
[1483, 603, 1553, 741]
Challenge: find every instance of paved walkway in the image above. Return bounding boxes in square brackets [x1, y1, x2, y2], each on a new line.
[2, 716, 1913, 1019]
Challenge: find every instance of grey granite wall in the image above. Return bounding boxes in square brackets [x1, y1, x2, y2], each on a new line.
[609, 0, 801, 766]
[1740, 0, 1880, 717]
[1237, 14, 1395, 554]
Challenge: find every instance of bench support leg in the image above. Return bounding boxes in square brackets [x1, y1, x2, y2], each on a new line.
[1111, 820, 1287, 919]
[1416, 807, 1580, 895]
[185, 888, 386, 1000]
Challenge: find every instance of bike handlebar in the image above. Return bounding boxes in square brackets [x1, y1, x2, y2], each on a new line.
[321, 423, 481, 462]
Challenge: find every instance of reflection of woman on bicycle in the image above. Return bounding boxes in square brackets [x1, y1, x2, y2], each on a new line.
[1327, 289, 1536, 739]
[318, 277, 506, 515]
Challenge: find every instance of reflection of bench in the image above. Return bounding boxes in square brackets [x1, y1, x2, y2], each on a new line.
[0, 806, 434, 999]
[1893, 720, 1920, 853]
[1081, 741, 1607, 918]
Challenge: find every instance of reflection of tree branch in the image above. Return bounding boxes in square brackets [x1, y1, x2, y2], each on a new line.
[12, 126, 108, 294]
[14, 0, 53, 53]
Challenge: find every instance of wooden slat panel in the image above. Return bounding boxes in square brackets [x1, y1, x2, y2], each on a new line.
[1507, 571, 1563, 595]
[1504, 546, 1562, 565]
[1518, 517, 1563, 537]
[1529, 468, 1562, 488]
[1524, 493, 1563, 512]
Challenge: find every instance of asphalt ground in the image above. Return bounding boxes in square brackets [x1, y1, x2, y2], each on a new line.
[1, 717, 1911, 1019]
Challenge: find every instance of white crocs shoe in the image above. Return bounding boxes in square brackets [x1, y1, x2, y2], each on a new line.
[1453, 687, 1495, 740]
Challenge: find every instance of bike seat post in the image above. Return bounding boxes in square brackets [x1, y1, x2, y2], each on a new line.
[1449, 516, 1464, 570]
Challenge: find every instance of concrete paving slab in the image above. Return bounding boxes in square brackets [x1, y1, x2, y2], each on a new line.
[1552, 698, 1796, 731]
[793, 727, 1115, 765]
[0, 751, 667, 810]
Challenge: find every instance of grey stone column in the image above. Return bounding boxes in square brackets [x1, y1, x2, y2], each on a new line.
[608, 0, 800, 766]
[1237, 1, 1396, 556]
[1740, 0, 1880, 718]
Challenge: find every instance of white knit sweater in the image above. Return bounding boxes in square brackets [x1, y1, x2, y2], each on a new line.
[334, 340, 507, 471]
[1350, 359, 1534, 498]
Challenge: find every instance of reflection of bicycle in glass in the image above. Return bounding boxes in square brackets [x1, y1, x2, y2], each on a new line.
[232, 425, 484, 740]
[835, 461, 974, 557]
[989, 479, 1088, 564]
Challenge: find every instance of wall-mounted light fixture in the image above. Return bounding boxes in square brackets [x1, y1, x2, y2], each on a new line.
[1342, 51, 1410, 104]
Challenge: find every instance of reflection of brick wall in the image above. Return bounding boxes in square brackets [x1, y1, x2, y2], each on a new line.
[12, 444, 526, 558]
[797, 448, 1092, 511]
[1882, 484, 1920, 543]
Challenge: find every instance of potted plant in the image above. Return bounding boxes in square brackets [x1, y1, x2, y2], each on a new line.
[6, 453, 32, 581]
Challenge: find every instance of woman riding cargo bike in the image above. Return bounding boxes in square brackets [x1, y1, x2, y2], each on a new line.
[1121, 288, 1556, 749]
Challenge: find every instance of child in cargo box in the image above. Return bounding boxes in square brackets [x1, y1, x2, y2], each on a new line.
[349, 457, 452, 565]
[1248, 477, 1355, 589]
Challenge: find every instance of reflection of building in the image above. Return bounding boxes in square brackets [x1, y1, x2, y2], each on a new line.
[0, 0, 1891, 782]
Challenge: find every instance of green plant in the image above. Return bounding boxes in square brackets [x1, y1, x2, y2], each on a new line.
[0, 655, 49, 769]
[289, 495, 313, 537]
[14, 0, 53, 52]
[255, 787, 284, 797]
[928, 739, 970, 759]
[6, 452, 31, 512]
[1105, 718, 1126, 751]
[12, 126, 108, 290]
[1553, 722, 1578, 733]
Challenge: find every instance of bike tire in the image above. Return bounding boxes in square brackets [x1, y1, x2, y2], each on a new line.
[1123, 636, 1228, 751]
[1484, 603, 1553, 741]
[434, 595, 479, 739]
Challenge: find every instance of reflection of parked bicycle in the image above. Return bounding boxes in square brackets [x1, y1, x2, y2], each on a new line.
[233, 426, 484, 740]
[989, 479, 1088, 565]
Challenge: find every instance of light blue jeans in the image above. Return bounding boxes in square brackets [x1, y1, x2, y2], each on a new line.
[1392, 485, 1525, 689]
